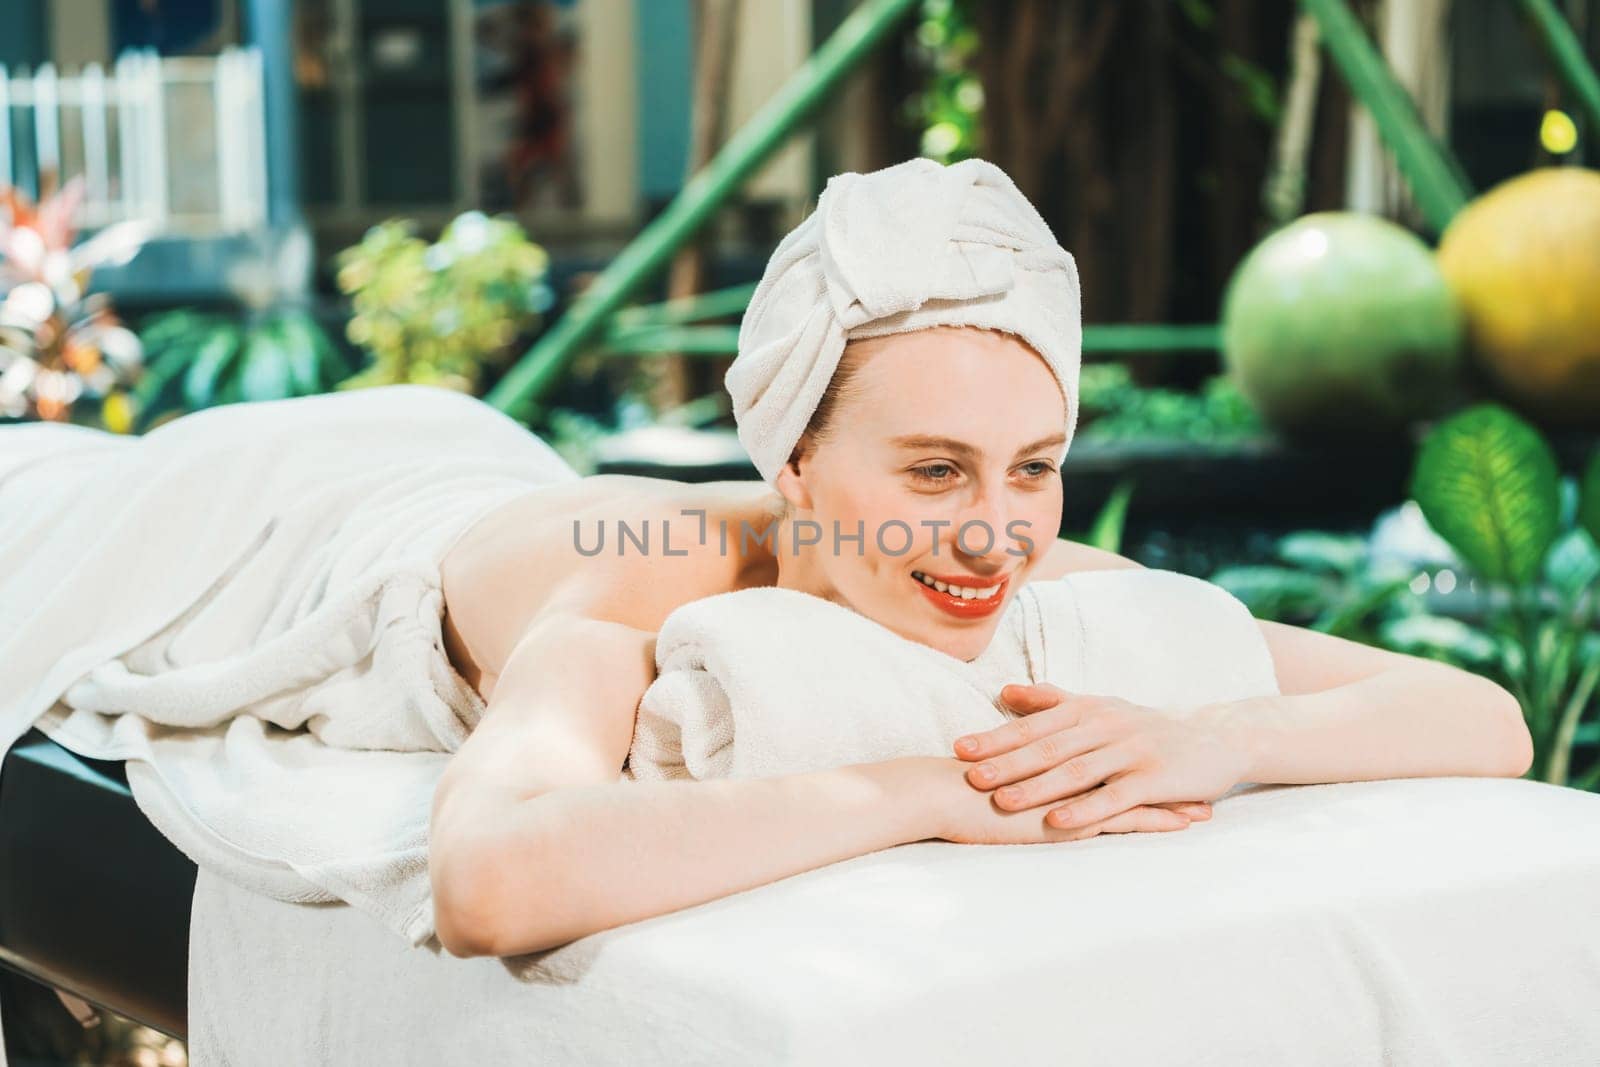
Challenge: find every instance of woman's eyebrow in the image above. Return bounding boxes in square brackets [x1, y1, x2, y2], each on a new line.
[888, 433, 1068, 459]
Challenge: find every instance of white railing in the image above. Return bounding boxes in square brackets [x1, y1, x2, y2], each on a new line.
[0, 46, 268, 235]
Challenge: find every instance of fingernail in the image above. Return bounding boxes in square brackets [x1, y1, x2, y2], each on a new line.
[956, 737, 978, 755]
[974, 764, 997, 783]
[996, 787, 1021, 805]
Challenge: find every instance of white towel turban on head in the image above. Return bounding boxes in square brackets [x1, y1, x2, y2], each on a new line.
[726, 156, 1083, 487]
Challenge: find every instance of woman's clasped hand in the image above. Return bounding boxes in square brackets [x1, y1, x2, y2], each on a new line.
[923, 682, 1252, 845]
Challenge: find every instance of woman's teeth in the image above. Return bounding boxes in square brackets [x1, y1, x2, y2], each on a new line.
[912, 571, 1002, 600]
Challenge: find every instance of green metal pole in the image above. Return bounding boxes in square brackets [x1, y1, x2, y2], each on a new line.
[610, 281, 759, 330]
[486, 0, 923, 419]
[598, 325, 744, 356]
[1082, 324, 1222, 353]
[1514, 0, 1600, 146]
[1298, 0, 1474, 234]
[593, 323, 1225, 358]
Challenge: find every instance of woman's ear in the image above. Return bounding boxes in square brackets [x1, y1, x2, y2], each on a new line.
[773, 435, 816, 512]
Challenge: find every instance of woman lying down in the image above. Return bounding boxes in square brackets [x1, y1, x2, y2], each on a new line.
[1, 156, 1532, 964]
[428, 157, 1533, 959]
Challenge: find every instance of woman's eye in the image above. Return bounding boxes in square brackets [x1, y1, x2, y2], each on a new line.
[1019, 461, 1056, 478]
[911, 463, 956, 484]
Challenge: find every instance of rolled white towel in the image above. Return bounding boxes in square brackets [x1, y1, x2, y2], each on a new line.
[627, 568, 1281, 782]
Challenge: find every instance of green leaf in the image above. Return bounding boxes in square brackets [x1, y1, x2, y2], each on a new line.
[1545, 528, 1600, 602]
[1313, 576, 1412, 638]
[1276, 531, 1368, 577]
[132, 340, 200, 404]
[1532, 617, 1569, 699]
[1579, 449, 1600, 545]
[130, 353, 194, 430]
[237, 327, 294, 403]
[1379, 614, 1501, 667]
[315, 328, 354, 381]
[1409, 404, 1561, 586]
[182, 325, 244, 410]
[273, 313, 324, 395]
[1209, 565, 1333, 620]
[1084, 478, 1135, 554]
[139, 309, 216, 348]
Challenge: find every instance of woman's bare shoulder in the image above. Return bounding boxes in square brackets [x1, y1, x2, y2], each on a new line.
[1029, 537, 1146, 581]
[441, 475, 778, 697]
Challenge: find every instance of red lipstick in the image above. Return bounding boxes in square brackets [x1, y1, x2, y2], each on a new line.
[910, 569, 1011, 620]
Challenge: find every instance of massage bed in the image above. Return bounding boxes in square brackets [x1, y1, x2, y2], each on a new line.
[12, 713, 1600, 1062]
[186, 773, 1600, 1064]
[9, 719, 1600, 1065]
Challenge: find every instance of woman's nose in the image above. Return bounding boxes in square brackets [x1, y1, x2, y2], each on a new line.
[952, 486, 1011, 560]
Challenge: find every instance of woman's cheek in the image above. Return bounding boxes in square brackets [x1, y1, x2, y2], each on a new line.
[1015, 496, 1061, 562]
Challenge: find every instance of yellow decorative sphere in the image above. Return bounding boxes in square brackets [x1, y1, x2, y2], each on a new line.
[1435, 167, 1600, 425]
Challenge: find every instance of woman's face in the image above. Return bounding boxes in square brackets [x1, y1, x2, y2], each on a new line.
[775, 325, 1067, 662]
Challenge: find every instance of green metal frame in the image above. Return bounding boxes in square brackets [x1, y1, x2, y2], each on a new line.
[488, 0, 1600, 423]
[484, 0, 922, 420]
[594, 326, 1224, 358]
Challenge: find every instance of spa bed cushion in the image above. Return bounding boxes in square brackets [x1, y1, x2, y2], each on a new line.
[188, 775, 1600, 1066]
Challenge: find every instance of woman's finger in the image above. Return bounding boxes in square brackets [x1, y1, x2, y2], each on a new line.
[1045, 776, 1146, 830]
[1161, 801, 1212, 820]
[955, 698, 1082, 760]
[987, 741, 1138, 811]
[997, 682, 1070, 714]
[1062, 804, 1191, 841]
[964, 720, 1113, 790]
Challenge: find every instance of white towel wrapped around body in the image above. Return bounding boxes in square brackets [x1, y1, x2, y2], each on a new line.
[627, 568, 1281, 783]
[0, 385, 580, 944]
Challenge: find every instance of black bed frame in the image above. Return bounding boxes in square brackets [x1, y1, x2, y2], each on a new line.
[0, 729, 194, 1040]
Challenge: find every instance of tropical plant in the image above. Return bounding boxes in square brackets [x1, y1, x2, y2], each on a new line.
[335, 211, 553, 394]
[130, 306, 351, 430]
[908, 0, 984, 163]
[1407, 404, 1600, 786]
[1067, 477, 1137, 555]
[0, 176, 150, 427]
[124, 224, 345, 429]
[1077, 363, 1262, 444]
[1212, 404, 1600, 787]
[1209, 528, 1417, 642]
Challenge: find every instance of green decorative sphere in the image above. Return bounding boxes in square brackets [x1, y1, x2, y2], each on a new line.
[1221, 212, 1466, 438]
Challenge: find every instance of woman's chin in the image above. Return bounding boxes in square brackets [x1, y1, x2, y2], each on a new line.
[916, 621, 1000, 662]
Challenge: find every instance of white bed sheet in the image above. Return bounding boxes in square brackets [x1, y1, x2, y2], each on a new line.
[189, 775, 1600, 1066]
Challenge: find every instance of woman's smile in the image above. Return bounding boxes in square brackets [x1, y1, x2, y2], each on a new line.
[910, 568, 1011, 620]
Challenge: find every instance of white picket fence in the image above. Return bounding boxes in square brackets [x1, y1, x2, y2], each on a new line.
[0, 46, 268, 235]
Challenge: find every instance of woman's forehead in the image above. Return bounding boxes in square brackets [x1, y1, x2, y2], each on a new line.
[832, 337, 1068, 447]
[844, 327, 1061, 404]
[846, 323, 1035, 358]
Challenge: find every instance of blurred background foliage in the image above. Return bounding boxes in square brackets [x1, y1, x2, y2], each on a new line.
[334, 211, 554, 394]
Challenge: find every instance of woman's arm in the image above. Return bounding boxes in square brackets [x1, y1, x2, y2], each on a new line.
[429, 613, 938, 959]
[1021, 537, 1531, 781]
[1195, 619, 1534, 784]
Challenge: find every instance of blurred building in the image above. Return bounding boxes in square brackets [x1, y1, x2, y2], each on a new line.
[0, 0, 845, 306]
